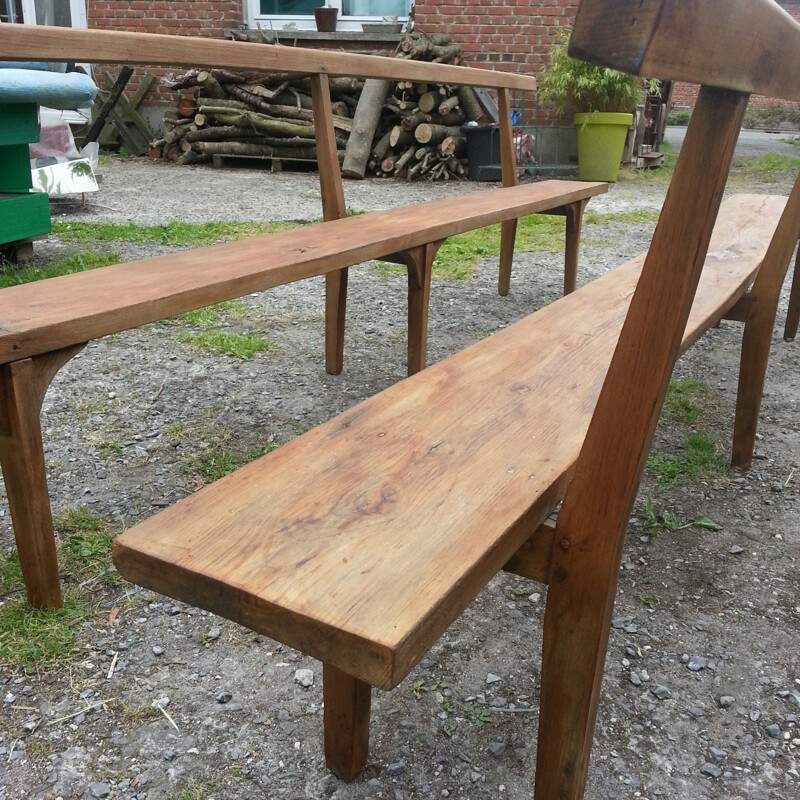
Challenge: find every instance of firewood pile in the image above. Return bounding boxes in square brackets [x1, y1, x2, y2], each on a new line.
[150, 30, 486, 180]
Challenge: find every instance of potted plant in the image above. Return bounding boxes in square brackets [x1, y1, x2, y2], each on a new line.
[539, 30, 658, 181]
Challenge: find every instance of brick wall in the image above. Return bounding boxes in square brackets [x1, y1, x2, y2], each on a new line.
[412, 0, 581, 125]
[86, 1, 244, 107]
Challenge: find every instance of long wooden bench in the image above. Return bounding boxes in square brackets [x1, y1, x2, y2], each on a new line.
[113, 0, 800, 794]
[8, 2, 800, 796]
[112, 186, 800, 777]
[0, 24, 606, 611]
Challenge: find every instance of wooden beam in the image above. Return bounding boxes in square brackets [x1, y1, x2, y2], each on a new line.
[570, 0, 800, 102]
[0, 23, 538, 92]
[497, 88, 519, 297]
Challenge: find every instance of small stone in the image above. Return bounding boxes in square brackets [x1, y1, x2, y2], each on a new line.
[719, 695, 736, 708]
[486, 673, 502, 685]
[687, 656, 708, 672]
[788, 689, 800, 708]
[89, 782, 112, 799]
[216, 692, 233, 704]
[470, 771, 482, 783]
[765, 723, 781, 739]
[163, 750, 176, 762]
[770, 482, 783, 493]
[629, 671, 642, 687]
[700, 763, 722, 779]
[387, 759, 406, 776]
[206, 627, 221, 641]
[651, 685, 671, 700]
[728, 545, 744, 555]
[749, 710, 761, 722]
[168, 606, 181, 616]
[639, 669, 650, 682]
[489, 741, 506, 757]
[709, 747, 727, 762]
[22, 719, 38, 733]
[294, 669, 314, 688]
[152, 646, 164, 656]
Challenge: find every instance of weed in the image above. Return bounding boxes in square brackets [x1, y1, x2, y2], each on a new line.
[662, 378, 712, 422]
[98, 438, 130, 460]
[646, 432, 728, 486]
[54, 506, 119, 585]
[465, 705, 492, 728]
[639, 576, 659, 609]
[52, 220, 296, 246]
[24, 740, 51, 759]
[123, 702, 162, 722]
[165, 423, 188, 438]
[643, 495, 722, 534]
[0, 252, 121, 289]
[0, 590, 90, 669]
[0, 549, 23, 591]
[370, 260, 406, 279]
[192, 440, 239, 484]
[175, 779, 223, 800]
[178, 330, 278, 359]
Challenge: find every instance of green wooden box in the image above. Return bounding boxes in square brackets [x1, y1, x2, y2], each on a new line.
[0, 103, 40, 146]
[0, 192, 51, 246]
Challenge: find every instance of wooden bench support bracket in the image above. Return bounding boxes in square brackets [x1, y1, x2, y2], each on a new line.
[0, 344, 86, 609]
[497, 87, 519, 298]
[323, 662, 372, 782]
[502, 517, 556, 585]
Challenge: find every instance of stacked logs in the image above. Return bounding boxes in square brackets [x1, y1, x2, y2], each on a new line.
[150, 30, 485, 180]
[150, 68, 356, 166]
[354, 31, 483, 180]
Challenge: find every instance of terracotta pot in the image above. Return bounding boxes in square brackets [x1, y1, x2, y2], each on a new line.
[314, 7, 338, 32]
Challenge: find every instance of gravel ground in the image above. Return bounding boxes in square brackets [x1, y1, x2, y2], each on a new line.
[1, 157, 798, 800]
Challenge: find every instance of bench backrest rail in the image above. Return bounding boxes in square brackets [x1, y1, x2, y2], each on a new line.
[535, 2, 800, 796]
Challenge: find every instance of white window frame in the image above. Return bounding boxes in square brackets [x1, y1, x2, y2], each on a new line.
[19, 1, 91, 123]
[247, 0, 411, 33]
[20, 0, 88, 29]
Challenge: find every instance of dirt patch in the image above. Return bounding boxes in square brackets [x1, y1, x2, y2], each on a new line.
[1, 159, 798, 800]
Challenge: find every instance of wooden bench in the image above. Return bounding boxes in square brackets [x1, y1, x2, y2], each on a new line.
[9, 2, 800, 796]
[0, 25, 606, 612]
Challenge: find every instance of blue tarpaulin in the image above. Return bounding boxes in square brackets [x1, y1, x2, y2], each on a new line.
[0, 68, 97, 110]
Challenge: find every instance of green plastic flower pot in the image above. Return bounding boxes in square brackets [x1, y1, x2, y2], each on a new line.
[574, 112, 633, 182]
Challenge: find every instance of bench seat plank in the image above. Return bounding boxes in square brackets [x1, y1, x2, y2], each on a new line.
[112, 193, 785, 692]
[0, 180, 605, 365]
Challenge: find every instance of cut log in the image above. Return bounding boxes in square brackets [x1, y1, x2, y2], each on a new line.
[195, 141, 320, 160]
[176, 97, 197, 118]
[439, 135, 466, 157]
[394, 145, 417, 173]
[371, 130, 393, 161]
[438, 96, 460, 115]
[418, 92, 437, 114]
[204, 110, 316, 139]
[183, 126, 283, 144]
[389, 125, 414, 149]
[197, 70, 226, 99]
[342, 77, 391, 180]
[402, 111, 431, 131]
[457, 85, 484, 122]
[414, 123, 463, 146]
[176, 150, 212, 166]
[380, 155, 397, 173]
[272, 90, 313, 110]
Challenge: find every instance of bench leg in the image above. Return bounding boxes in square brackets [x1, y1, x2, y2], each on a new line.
[785, 244, 800, 341]
[325, 268, 349, 375]
[402, 241, 443, 376]
[0, 346, 84, 609]
[564, 199, 588, 295]
[498, 219, 518, 297]
[323, 662, 371, 782]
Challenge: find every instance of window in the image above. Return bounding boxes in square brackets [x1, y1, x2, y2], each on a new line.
[250, 0, 411, 32]
[15, 0, 87, 29]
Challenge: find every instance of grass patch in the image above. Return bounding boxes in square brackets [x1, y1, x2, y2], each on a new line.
[54, 506, 117, 582]
[0, 590, 91, 669]
[662, 378, 712, 422]
[51, 220, 297, 246]
[584, 209, 661, 225]
[177, 299, 247, 327]
[0, 549, 23, 592]
[188, 438, 279, 485]
[98, 438, 132, 461]
[646, 432, 728, 486]
[733, 152, 800, 177]
[370, 260, 406, 279]
[0, 251, 121, 289]
[178, 330, 278, 359]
